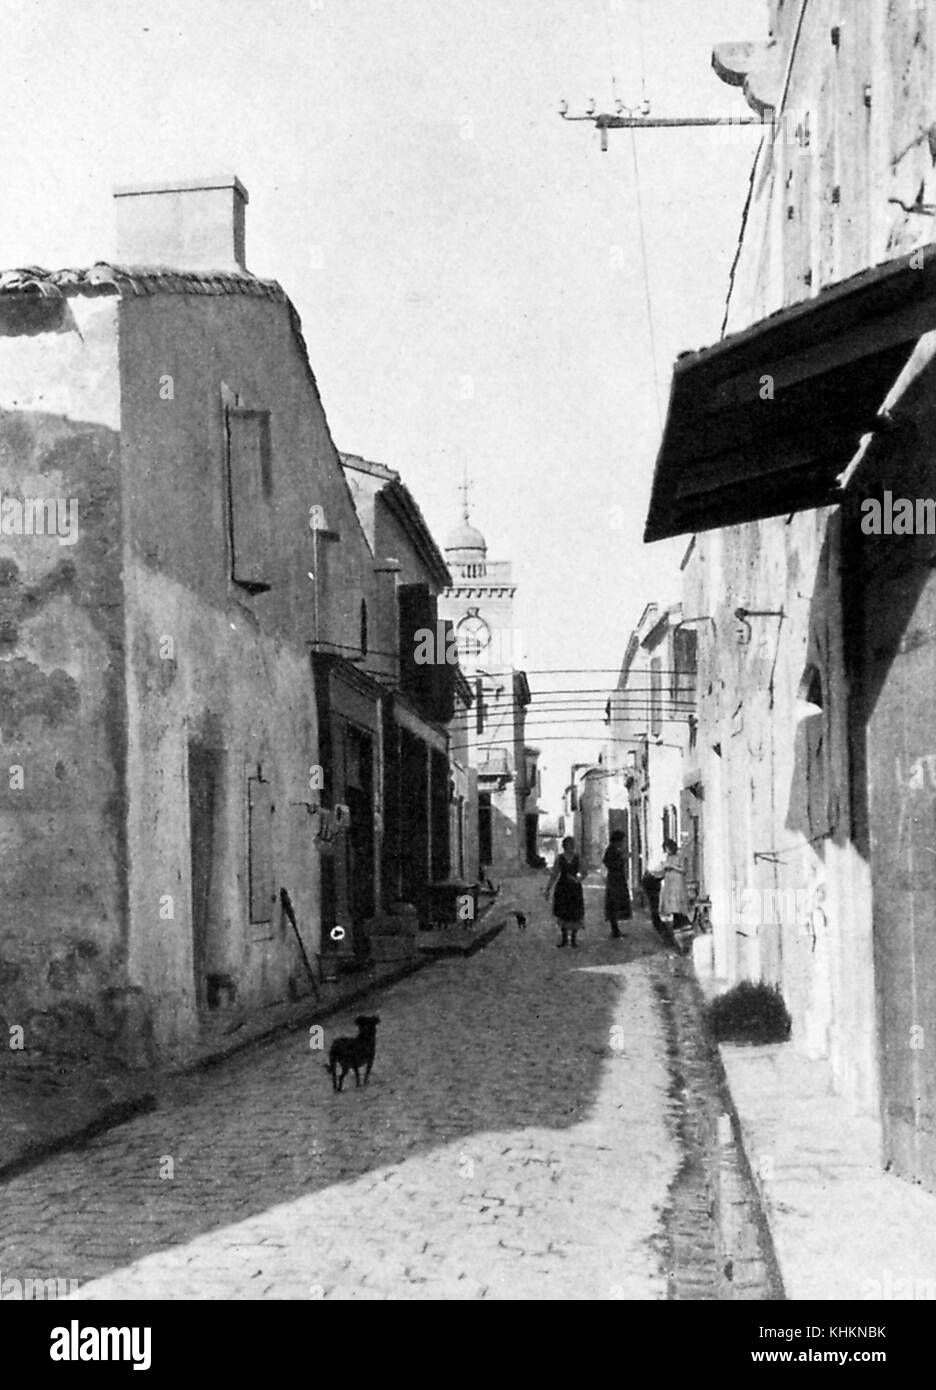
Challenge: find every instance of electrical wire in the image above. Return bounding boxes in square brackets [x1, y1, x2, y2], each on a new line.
[629, 125, 664, 432]
[449, 734, 685, 752]
[502, 714, 694, 725]
[524, 665, 695, 675]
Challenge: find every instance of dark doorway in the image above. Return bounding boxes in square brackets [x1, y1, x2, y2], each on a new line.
[608, 807, 629, 886]
[525, 813, 538, 863]
[188, 740, 221, 1013]
[478, 791, 492, 867]
[608, 807, 628, 849]
[430, 749, 450, 882]
[632, 809, 643, 892]
[345, 727, 376, 942]
[681, 789, 703, 896]
[456, 795, 465, 879]
[400, 730, 429, 902]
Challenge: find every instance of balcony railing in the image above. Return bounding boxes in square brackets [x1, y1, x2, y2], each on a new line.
[450, 560, 513, 582]
[478, 747, 510, 776]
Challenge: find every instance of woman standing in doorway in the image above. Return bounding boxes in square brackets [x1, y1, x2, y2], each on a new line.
[659, 837, 690, 946]
[544, 836, 585, 948]
[602, 830, 632, 939]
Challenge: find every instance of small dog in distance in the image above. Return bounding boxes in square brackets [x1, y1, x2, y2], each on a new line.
[327, 1015, 380, 1092]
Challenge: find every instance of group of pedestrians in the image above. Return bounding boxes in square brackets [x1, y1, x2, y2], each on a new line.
[543, 833, 689, 952]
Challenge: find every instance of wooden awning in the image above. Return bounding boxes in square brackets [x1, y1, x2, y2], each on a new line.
[644, 244, 936, 542]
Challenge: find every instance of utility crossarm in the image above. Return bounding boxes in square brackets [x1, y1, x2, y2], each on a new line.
[559, 106, 765, 151]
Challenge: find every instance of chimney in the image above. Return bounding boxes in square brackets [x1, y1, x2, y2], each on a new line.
[113, 175, 248, 273]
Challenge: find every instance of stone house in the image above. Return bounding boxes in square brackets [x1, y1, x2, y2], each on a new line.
[0, 177, 468, 1070]
[341, 450, 478, 896]
[645, 0, 936, 1189]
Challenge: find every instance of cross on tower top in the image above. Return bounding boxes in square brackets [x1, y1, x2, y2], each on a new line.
[458, 466, 474, 523]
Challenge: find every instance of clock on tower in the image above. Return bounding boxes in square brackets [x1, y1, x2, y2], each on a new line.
[456, 607, 491, 663]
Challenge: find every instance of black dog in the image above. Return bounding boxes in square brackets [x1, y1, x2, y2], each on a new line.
[514, 912, 527, 930]
[327, 1015, 380, 1092]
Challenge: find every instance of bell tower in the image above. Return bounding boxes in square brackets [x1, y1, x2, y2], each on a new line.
[438, 487, 530, 875]
[438, 491, 517, 674]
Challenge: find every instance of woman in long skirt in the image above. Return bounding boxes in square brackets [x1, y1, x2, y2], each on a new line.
[602, 830, 632, 938]
[544, 836, 585, 948]
[659, 837, 690, 947]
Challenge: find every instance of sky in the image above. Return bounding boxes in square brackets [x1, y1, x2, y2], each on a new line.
[1, 0, 767, 810]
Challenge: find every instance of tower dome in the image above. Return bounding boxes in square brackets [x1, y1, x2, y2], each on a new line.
[444, 518, 487, 563]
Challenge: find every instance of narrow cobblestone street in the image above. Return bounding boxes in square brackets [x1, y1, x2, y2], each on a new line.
[0, 874, 776, 1300]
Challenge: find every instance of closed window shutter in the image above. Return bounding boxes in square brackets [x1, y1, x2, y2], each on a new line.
[226, 407, 273, 590]
[398, 582, 434, 705]
[432, 619, 456, 722]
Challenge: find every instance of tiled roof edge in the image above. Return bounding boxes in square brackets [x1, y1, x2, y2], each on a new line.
[0, 263, 319, 394]
[0, 263, 286, 301]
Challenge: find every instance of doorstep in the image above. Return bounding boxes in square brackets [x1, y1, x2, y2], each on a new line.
[417, 914, 506, 958]
[716, 1037, 936, 1301]
[693, 936, 936, 1299]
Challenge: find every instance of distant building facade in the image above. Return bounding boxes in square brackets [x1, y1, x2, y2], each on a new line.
[341, 451, 478, 892]
[438, 509, 532, 874]
[603, 604, 698, 895]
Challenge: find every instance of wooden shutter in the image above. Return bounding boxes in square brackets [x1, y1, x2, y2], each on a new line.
[398, 583, 434, 706]
[226, 407, 273, 590]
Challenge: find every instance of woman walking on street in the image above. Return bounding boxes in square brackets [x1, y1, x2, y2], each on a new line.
[602, 830, 632, 939]
[544, 836, 585, 948]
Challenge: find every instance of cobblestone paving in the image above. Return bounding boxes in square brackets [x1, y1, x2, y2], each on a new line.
[0, 874, 774, 1300]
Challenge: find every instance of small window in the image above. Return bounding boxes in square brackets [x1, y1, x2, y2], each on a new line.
[226, 407, 273, 592]
[360, 598, 368, 656]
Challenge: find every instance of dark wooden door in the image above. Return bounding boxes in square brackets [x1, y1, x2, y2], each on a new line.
[346, 729, 375, 929]
[478, 792, 492, 868]
[188, 741, 220, 1012]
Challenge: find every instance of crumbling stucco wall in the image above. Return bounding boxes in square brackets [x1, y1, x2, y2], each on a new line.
[0, 294, 151, 1068]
